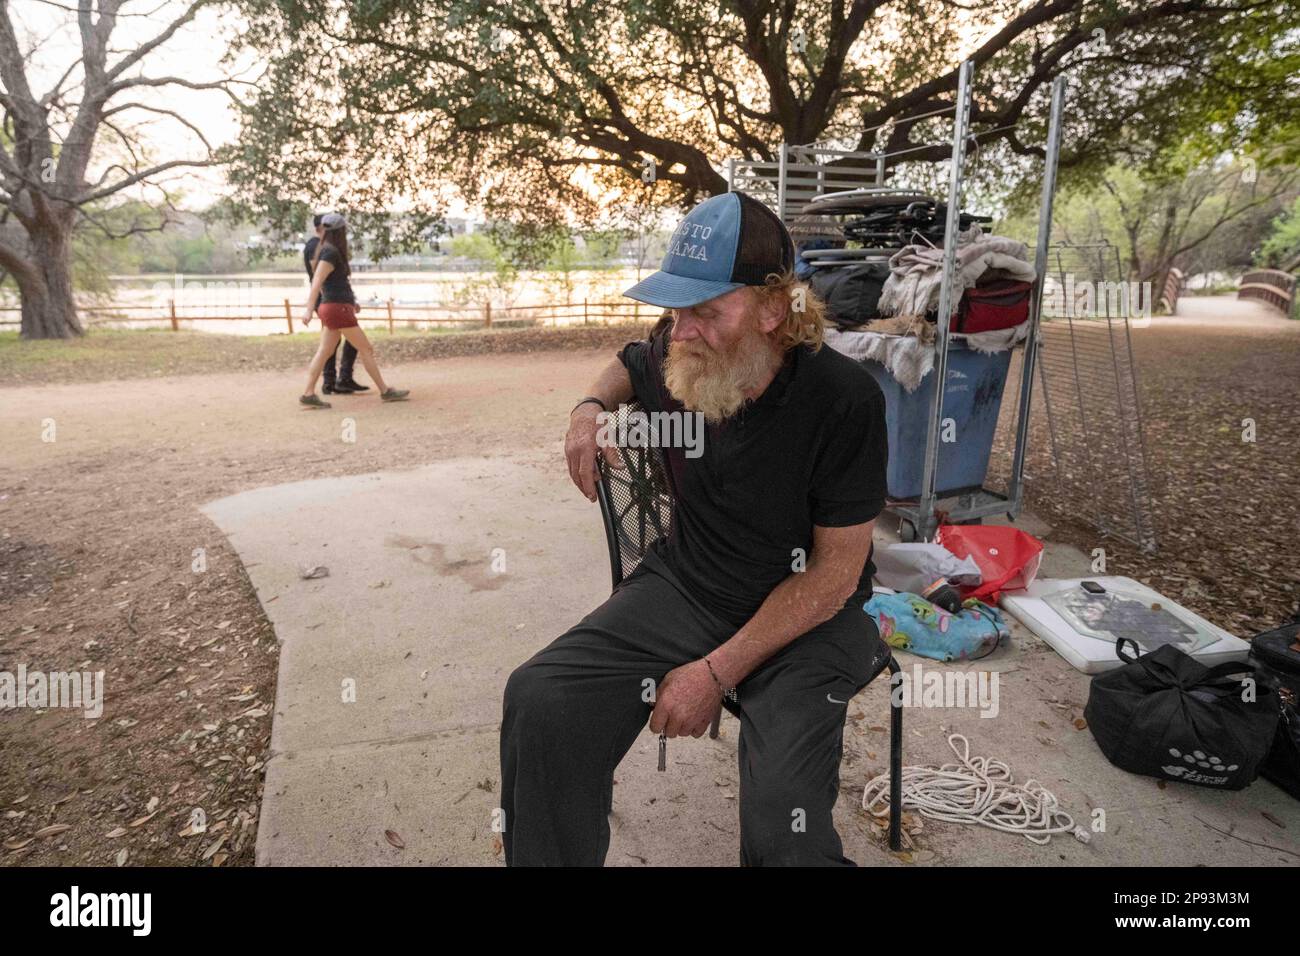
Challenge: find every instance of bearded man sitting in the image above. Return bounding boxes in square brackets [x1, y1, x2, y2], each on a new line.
[499, 192, 890, 867]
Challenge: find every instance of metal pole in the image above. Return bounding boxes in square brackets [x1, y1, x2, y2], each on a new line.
[888, 659, 903, 851]
[777, 142, 788, 221]
[916, 59, 974, 540]
[726, 158, 736, 192]
[1007, 75, 1067, 515]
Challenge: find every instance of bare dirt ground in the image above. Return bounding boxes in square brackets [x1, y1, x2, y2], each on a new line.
[0, 322, 653, 386]
[1004, 303, 1300, 638]
[2, 303, 1297, 867]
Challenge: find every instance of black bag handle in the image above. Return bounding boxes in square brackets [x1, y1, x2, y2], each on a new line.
[1196, 660, 1255, 689]
[1114, 639, 1253, 690]
[1199, 660, 1252, 680]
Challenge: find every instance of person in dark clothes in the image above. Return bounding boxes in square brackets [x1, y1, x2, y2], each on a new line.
[299, 213, 408, 408]
[304, 214, 365, 394]
[500, 192, 890, 866]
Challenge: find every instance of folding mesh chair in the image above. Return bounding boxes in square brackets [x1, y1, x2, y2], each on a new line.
[594, 399, 905, 851]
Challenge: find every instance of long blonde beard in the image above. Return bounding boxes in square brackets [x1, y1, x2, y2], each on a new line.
[663, 322, 782, 424]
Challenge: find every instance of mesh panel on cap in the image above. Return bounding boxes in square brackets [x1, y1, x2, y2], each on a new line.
[731, 192, 795, 285]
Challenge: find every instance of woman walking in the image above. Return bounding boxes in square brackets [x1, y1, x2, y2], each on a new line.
[299, 212, 408, 408]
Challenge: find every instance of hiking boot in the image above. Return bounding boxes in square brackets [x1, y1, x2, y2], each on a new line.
[380, 388, 410, 403]
[337, 379, 370, 392]
[299, 394, 332, 409]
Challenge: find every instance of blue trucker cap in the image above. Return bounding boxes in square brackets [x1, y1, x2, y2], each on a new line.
[623, 192, 795, 308]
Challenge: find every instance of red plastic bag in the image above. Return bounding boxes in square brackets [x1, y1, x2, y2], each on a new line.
[936, 524, 1044, 602]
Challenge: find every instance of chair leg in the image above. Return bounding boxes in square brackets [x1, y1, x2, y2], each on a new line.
[887, 656, 903, 852]
[708, 703, 722, 739]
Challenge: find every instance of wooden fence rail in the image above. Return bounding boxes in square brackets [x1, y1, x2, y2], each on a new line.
[0, 298, 665, 332]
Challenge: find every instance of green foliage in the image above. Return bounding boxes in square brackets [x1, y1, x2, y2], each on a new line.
[445, 231, 520, 304]
[1029, 140, 1297, 283]
[1258, 196, 1300, 269]
[580, 229, 629, 267]
[224, 0, 1300, 249]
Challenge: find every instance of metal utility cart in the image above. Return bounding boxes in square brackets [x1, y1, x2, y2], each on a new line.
[728, 60, 1067, 543]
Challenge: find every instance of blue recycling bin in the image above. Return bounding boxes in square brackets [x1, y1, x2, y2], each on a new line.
[859, 339, 1012, 499]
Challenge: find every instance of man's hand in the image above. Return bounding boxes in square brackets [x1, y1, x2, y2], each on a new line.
[564, 403, 622, 501]
[650, 660, 722, 739]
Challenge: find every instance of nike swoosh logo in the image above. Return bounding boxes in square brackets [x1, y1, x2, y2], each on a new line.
[827, 693, 847, 704]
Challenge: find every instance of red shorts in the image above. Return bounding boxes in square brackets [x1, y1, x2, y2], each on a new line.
[318, 302, 359, 330]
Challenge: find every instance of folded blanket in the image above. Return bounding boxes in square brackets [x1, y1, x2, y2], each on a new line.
[823, 326, 932, 391]
[865, 591, 1010, 662]
[878, 226, 1037, 320]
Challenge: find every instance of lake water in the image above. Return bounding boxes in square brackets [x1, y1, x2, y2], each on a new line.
[85, 267, 661, 335]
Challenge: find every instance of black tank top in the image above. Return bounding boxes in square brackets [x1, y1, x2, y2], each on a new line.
[313, 243, 356, 305]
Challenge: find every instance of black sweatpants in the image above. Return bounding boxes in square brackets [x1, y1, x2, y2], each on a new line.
[322, 340, 358, 388]
[499, 547, 885, 866]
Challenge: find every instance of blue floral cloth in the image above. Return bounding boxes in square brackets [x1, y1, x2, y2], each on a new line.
[865, 592, 1010, 662]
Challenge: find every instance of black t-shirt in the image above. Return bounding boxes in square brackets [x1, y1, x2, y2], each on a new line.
[303, 236, 319, 279]
[304, 239, 356, 305]
[618, 327, 889, 628]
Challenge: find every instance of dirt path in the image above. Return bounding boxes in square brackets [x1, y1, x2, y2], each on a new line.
[0, 322, 651, 386]
[0, 346, 618, 865]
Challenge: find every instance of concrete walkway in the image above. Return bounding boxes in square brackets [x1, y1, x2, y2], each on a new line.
[204, 456, 1300, 866]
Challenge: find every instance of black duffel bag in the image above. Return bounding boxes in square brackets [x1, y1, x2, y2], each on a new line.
[807, 261, 892, 329]
[1084, 639, 1279, 790]
[1248, 611, 1300, 800]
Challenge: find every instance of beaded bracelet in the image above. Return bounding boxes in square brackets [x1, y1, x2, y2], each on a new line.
[705, 657, 738, 702]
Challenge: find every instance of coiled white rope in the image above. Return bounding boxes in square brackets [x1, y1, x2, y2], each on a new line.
[862, 733, 1087, 846]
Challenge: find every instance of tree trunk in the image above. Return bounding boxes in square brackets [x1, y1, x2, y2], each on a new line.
[17, 222, 82, 340]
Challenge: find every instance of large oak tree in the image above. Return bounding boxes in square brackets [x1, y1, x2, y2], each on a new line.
[0, 0, 240, 338]
[224, 0, 1297, 247]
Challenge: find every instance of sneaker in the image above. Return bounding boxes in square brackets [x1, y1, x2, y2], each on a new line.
[337, 379, 370, 392]
[380, 388, 410, 403]
[299, 394, 332, 409]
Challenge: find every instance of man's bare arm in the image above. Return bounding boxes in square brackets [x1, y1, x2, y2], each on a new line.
[707, 521, 877, 689]
[649, 520, 877, 738]
[583, 356, 636, 411]
[564, 356, 636, 501]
